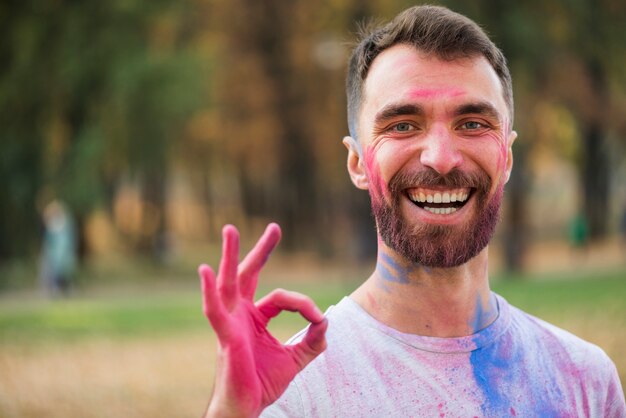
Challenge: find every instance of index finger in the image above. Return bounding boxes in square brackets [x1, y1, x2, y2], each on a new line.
[255, 288, 325, 324]
[239, 223, 282, 300]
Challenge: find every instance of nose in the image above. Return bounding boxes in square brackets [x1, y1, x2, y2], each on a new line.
[419, 126, 463, 175]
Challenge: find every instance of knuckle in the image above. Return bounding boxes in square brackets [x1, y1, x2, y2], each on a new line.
[270, 288, 289, 300]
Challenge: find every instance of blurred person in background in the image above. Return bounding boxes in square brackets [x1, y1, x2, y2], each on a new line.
[40, 199, 77, 297]
[197, 5, 625, 418]
[568, 211, 589, 259]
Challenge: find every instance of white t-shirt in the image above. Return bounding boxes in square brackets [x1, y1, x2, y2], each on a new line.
[262, 294, 625, 417]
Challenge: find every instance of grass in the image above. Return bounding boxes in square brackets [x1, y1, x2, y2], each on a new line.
[0, 267, 624, 418]
[492, 269, 626, 321]
[0, 293, 204, 342]
[1, 269, 623, 342]
[0, 280, 356, 344]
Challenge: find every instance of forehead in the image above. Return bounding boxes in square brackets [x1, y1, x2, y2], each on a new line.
[361, 44, 506, 121]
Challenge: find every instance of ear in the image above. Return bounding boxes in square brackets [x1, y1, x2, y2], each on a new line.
[342, 136, 369, 190]
[503, 130, 517, 184]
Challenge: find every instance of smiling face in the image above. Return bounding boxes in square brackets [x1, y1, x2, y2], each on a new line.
[344, 44, 516, 268]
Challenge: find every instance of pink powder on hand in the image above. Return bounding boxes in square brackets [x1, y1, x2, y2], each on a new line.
[200, 224, 328, 417]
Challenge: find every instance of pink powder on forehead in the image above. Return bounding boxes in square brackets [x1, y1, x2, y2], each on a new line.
[407, 88, 465, 100]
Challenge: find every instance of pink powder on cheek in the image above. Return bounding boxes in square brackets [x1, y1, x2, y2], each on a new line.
[482, 124, 510, 176]
[364, 146, 389, 203]
[496, 120, 513, 175]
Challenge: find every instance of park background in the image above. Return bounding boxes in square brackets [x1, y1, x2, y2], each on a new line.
[1, 0, 625, 416]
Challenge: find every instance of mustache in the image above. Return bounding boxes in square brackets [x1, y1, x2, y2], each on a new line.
[388, 168, 491, 194]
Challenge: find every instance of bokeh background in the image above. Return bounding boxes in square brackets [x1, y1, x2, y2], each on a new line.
[1, 0, 625, 417]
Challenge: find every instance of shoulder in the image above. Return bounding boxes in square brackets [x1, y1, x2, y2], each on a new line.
[503, 299, 620, 388]
[500, 297, 625, 415]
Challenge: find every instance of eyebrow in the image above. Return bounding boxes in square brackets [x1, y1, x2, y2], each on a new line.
[374, 103, 424, 126]
[453, 102, 501, 122]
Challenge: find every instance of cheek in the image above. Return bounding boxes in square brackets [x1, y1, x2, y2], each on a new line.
[479, 131, 509, 177]
[364, 141, 412, 201]
[497, 121, 513, 173]
[364, 146, 387, 201]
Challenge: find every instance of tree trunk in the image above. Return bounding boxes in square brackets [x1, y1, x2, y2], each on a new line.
[581, 122, 610, 239]
[502, 141, 528, 273]
[580, 56, 610, 239]
[138, 169, 169, 262]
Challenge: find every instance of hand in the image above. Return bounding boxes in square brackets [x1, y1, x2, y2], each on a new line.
[199, 223, 328, 418]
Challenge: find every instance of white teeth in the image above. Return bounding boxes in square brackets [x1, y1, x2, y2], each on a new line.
[424, 207, 457, 215]
[408, 189, 471, 204]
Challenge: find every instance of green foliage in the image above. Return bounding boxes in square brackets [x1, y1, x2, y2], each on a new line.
[1, 0, 624, 268]
[0, 0, 210, 260]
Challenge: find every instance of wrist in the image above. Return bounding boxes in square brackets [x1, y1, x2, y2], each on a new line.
[204, 399, 260, 418]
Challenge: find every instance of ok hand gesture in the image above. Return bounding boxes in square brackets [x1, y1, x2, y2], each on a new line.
[199, 223, 328, 418]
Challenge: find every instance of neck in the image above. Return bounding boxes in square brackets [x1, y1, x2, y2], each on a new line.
[351, 242, 497, 337]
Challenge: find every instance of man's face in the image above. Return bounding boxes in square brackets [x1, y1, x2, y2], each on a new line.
[344, 44, 516, 268]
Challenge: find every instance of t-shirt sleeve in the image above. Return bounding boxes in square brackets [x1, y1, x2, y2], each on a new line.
[260, 379, 304, 418]
[604, 359, 626, 418]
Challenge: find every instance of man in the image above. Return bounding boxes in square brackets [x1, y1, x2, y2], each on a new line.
[198, 5, 625, 417]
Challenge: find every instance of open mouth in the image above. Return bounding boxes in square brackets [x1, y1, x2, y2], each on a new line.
[406, 187, 473, 215]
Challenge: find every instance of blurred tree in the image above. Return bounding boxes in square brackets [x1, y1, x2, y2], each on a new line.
[543, 0, 626, 239]
[1, 0, 624, 276]
[0, 0, 208, 263]
[0, 1, 46, 260]
[213, 0, 313, 249]
[214, 0, 338, 251]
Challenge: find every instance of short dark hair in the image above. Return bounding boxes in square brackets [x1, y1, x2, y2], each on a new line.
[346, 5, 513, 139]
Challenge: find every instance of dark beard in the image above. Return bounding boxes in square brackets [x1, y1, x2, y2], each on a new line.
[370, 168, 503, 268]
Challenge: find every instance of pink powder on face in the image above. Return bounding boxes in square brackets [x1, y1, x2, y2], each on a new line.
[364, 145, 388, 204]
[373, 167, 501, 269]
[407, 88, 465, 100]
[481, 119, 511, 178]
[496, 121, 510, 172]
[497, 120, 513, 175]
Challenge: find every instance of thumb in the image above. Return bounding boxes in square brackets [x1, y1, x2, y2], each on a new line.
[290, 318, 328, 369]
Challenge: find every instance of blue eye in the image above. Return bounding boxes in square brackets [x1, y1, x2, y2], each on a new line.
[394, 122, 413, 132]
[462, 121, 484, 130]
